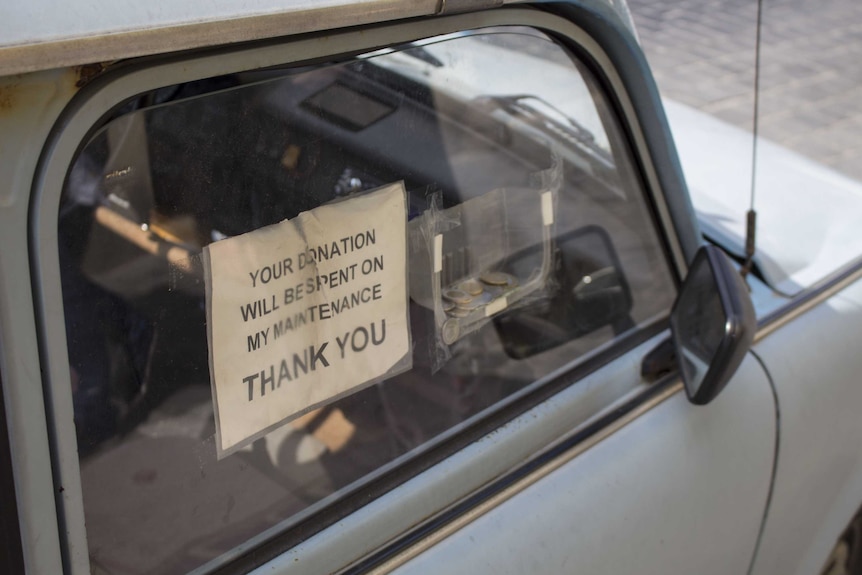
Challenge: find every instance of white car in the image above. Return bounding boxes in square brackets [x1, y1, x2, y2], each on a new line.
[0, 2, 860, 575]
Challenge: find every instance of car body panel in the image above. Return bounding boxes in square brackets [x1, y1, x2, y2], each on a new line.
[667, 99, 862, 296]
[302, 356, 776, 575]
[0, 69, 76, 575]
[0, 0, 643, 77]
[243, 339, 684, 574]
[0, 1, 447, 76]
[0, 1, 860, 574]
[750, 279, 862, 575]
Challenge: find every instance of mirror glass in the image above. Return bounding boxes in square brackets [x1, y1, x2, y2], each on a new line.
[671, 253, 727, 397]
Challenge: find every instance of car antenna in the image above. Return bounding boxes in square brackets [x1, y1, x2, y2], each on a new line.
[741, 0, 764, 281]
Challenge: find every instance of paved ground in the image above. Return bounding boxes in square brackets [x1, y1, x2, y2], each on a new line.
[628, 0, 862, 181]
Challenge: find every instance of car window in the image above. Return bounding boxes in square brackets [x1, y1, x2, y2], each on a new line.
[57, 27, 675, 574]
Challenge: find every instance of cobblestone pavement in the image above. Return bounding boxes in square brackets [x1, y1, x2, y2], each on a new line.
[628, 0, 862, 181]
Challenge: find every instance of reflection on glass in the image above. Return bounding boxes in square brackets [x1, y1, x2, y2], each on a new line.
[58, 28, 675, 574]
[672, 258, 725, 396]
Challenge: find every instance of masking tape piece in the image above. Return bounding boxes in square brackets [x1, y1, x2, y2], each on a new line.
[541, 191, 554, 226]
[485, 296, 508, 317]
[434, 234, 443, 273]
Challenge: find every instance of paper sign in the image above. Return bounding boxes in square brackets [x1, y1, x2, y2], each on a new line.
[204, 183, 411, 457]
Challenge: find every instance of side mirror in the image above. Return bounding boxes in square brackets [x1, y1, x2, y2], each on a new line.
[670, 245, 756, 405]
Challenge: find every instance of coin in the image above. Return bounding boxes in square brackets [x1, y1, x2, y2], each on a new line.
[442, 288, 472, 305]
[442, 300, 455, 312]
[441, 319, 460, 345]
[459, 279, 484, 296]
[480, 271, 518, 288]
[482, 284, 505, 298]
[456, 291, 492, 311]
[447, 306, 471, 317]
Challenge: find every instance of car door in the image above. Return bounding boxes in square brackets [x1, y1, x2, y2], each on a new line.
[0, 2, 776, 574]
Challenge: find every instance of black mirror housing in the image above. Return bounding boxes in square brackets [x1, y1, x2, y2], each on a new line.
[670, 245, 756, 405]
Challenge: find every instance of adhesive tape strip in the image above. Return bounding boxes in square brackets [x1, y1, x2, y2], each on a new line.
[434, 234, 443, 273]
[541, 191, 554, 226]
[485, 296, 508, 317]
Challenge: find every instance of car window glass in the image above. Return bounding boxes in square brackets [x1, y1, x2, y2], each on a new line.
[57, 27, 675, 574]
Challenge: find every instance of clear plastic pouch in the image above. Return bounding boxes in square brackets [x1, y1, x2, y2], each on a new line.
[409, 151, 562, 371]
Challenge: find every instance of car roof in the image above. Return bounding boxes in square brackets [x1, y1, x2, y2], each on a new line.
[0, 0, 636, 77]
[0, 0, 495, 77]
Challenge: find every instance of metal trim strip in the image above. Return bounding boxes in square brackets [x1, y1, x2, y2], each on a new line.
[755, 256, 862, 342]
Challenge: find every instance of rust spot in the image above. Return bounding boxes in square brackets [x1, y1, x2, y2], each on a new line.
[75, 62, 109, 88]
[0, 83, 18, 111]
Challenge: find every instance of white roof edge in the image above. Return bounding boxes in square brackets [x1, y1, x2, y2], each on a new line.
[0, 0, 640, 78]
[0, 0, 442, 77]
